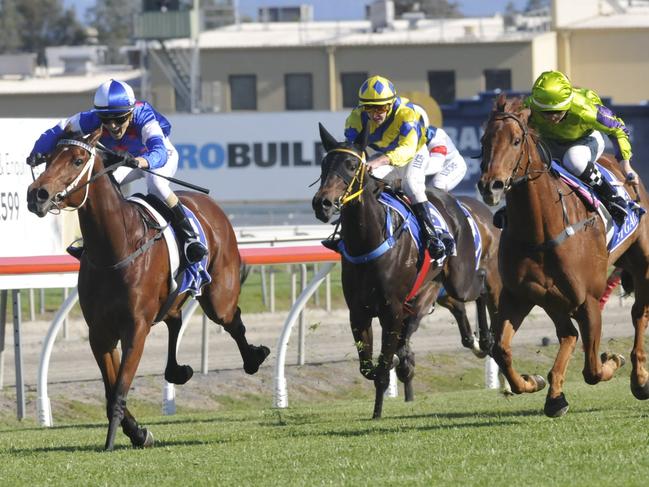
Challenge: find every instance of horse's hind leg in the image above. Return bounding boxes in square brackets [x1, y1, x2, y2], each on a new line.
[542, 311, 579, 417]
[492, 289, 544, 394]
[629, 283, 649, 399]
[199, 292, 270, 374]
[440, 295, 484, 357]
[164, 315, 194, 385]
[396, 313, 421, 402]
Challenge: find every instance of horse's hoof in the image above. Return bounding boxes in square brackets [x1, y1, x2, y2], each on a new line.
[244, 345, 270, 374]
[601, 352, 626, 369]
[522, 374, 547, 392]
[631, 379, 649, 400]
[131, 428, 155, 448]
[544, 393, 569, 418]
[390, 355, 400, 369]
[165, 365, 194, 385]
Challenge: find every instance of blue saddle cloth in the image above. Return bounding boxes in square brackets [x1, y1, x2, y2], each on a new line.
[550, 161, 644, 253]
[177, 206, 212, 297]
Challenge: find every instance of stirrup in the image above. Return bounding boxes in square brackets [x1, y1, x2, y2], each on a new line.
[66, 239, 84, 260]
[321, 238, 341, 252]
[428, 237, 446, 260]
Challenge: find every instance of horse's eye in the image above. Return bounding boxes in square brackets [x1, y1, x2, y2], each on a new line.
[513, 138, 521, 146]
[345, 160, 356, 171]
[73, 158, 84, 167]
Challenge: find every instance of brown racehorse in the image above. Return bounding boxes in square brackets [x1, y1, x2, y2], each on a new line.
[477, 94, 649, 417]
[27, 129, 270, 450]
[312, 124, 496, 418]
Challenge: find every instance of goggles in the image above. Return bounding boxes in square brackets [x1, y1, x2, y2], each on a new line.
[361, 104, 391, 115]
[98, 112, 132, 125]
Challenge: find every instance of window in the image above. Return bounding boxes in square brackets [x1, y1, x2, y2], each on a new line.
[285, 73, 313, 110]
[229, 74, 257, 110]
[427, 70, 456, 105]
[341, 72, 368, 108]
[484, 69, 512, 92]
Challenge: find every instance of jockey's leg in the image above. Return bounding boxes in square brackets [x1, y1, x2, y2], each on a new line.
[562, 132, 627, 225]
[403, 147, 450, 259]
[146, 146, 207, 264]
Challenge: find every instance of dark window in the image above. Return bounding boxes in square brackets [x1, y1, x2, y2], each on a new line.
[341, 72, 368, 108]
[285, 73, 313, 110]
[229, 74, 257, 110]
[484, 69, 512, 92]
[427, 70, 456, 105]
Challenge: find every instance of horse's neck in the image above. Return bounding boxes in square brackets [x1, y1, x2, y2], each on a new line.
[340, 191, 386, 253]
[506, 155, 563, 241]
[78, 172, 139, 262]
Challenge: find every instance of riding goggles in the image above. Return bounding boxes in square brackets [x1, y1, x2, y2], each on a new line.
[98, 112, 132, 125]
[361, 104, 391, 115]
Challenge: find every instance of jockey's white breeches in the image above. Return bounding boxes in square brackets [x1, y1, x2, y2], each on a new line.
[547, 130, 606, 177]
[426, 151, 467, 192]
[112, 138, 178, 201]
[371, 145, 430, 204]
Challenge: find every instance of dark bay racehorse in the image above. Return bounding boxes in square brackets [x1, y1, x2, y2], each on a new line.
[312, 124, 496, 418]
[477, 94, 649, 416]
[27, 129, 269, 450]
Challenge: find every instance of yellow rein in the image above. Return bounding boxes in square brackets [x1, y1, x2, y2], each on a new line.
[327, 148, 367, 206]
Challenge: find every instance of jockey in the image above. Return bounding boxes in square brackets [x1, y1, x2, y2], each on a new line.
[412, 104, 467, 192]
[341, 75, 454, 260]
[27, 79, 208, 264]
[525, 70, 637, 225]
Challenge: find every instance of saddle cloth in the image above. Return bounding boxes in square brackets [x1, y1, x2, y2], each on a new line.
[128, 195, 211, 297]
[550, 161, 644, 253]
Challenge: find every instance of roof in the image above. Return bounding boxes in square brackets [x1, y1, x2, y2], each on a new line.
[565, 8, 649, 29]
[165, 16, 547, 50]
[0, 68, 141, 95]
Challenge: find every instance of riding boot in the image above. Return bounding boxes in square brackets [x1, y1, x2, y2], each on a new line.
[579, 163, 628, 226]
[170, 203, 208, 264]
[412, 202, 446, 259]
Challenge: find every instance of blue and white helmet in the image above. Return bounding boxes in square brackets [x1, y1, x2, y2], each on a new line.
[93, 79, 136, 115]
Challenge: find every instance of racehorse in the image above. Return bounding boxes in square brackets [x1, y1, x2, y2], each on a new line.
[477, 94, 649, 416]
[312, 123, 496, 418]
[394, 195, 504, 400]
[26, 129, 270, 450]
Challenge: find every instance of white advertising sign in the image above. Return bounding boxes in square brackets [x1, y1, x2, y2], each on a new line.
[167, 111, 348, 202]
[0, 118, 65, 257]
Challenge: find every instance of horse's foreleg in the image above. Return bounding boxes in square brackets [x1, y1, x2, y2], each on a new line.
[492, 289, 542, 394]
[543, 312, 578, 417]
[223, 307, 270, 375]
[164, 315, 194, 385]
[575, 295, 624, 385]
[373, 306, 406, 419]
[350, 311, 374, 380]
[104, 322, 149, 451]
[629, 290, 649, 399]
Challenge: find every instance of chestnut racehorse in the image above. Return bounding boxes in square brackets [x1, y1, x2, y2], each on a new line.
[477, 94, 649, 416]
[312, 124, 497, 418]
[27, 129, 269, 450]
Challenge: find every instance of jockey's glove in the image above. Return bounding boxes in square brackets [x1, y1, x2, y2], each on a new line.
[118, 151, 139, 168]
[26, 153, 47, 167]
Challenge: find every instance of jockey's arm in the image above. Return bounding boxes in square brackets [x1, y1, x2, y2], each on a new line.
[384, 121, 420, 168]
[138, 118, 168, 169]
[29, 111, 99, 158]
[592, 104, 636, 182]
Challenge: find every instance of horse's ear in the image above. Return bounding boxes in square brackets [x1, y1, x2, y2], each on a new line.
[86, 128, 103, 147]
[519, 107, 532, 123]
[494, 93, 507, 112]
[319, 123, 338, 152]
[353, 124, 369, 151]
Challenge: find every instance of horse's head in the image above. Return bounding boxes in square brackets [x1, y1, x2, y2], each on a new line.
[312, 123, 369, 223]
[27, 128, 102, 217]
[477, 93, 532, 206]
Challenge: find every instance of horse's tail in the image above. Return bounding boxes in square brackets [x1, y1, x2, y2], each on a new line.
[621, 269, 634, 295]
[239, 258, 251, 287]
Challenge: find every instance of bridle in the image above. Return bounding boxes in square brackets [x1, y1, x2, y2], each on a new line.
[321, 147, 368, 210]
[481, 111, 548, 192]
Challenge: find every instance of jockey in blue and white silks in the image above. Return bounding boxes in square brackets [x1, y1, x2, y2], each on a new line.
[29, 78, 207, 264]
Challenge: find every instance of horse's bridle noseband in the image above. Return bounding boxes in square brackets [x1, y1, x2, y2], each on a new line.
[322, 147, 368, 209]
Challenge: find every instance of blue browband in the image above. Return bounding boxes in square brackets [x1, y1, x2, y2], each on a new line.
[337, 209, 412, 264]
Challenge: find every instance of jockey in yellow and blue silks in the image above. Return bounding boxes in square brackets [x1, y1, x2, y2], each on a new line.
[342, 75, 452, 259]
[524, 70, 637, 225]
[27, 79, 207, 263]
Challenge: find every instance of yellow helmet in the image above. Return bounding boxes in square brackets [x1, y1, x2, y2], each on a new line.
[530, 70, 574, 111]
[358, 75, 397, 106]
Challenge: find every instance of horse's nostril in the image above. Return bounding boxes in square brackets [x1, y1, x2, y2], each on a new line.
[36, 188, 50, 203]
[491, 180, 505, 191]
[321, 199, 332, 209]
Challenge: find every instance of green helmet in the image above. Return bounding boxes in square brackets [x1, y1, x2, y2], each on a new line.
[358, 75, 397, 106]
[530, 71, 574, 111]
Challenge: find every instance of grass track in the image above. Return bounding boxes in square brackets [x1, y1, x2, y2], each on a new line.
[1, 377, 649, 486]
